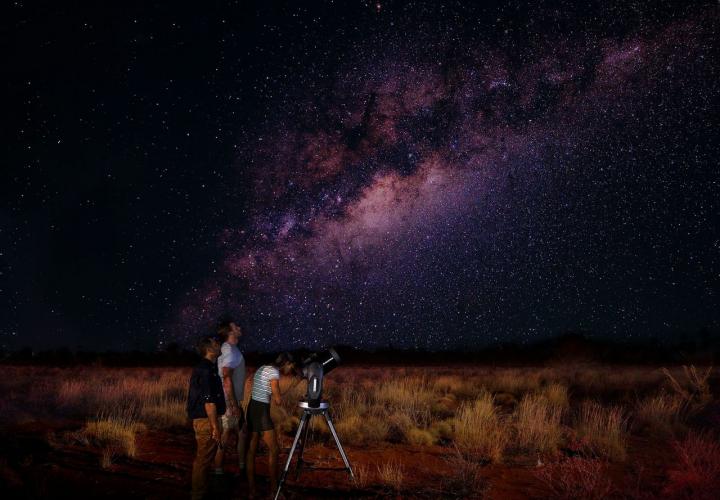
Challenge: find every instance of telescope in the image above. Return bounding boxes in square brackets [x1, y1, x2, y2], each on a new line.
[299, 347, 341, 408]
[276, 347, 353, 499]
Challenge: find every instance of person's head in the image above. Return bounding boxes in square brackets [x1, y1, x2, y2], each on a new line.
[216, 318, 242, 345]
[196, 335, 221, 360]
[272, 352, 298, 376]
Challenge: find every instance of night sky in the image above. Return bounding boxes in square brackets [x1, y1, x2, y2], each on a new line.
[3, 1, 719, 352]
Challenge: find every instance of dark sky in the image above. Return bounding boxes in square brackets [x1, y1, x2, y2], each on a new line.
[2, 1, 719, 352]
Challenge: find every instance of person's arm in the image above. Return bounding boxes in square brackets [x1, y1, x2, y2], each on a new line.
[222, 366, 239, 416]
[198, 366, 221, 440]
[205, 402, 220, 441]
[270, 378, 282, 406]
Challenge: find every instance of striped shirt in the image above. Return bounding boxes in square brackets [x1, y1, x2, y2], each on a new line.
[251, 365, 280, 403]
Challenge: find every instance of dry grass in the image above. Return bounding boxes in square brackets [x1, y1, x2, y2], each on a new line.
[140, 395, 187, 428]
[375, 377, 434, 426]
[485, 369, 542, 395]
[575, 401, 628, 461]
[541, 382, 570, 410]
[1, 362, 716, 493]
[405, 427, 436, 446]
[439, 445, 489, 498]
[454, 392, 508, 463]
[82, 412, 146, 466]
[353, 463, 371, 489]
[633, 391, 685, 435]
[334, 414, 389, 445]
[535, 457, 613, 500]
[514, 393, 563, 454]
[54, 368, 190, 429]
[429, 418, 455, 442]
[663, 431, 720, 499]
[662, 365, 714, 414]
[376, 460, 404, 492]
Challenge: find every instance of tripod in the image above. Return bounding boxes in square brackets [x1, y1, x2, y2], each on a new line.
[274, 400, 354, 500]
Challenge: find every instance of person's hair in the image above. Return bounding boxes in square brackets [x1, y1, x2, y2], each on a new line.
[215, 317, 236, 343]
[196, 335, 219, 356]
[272, 352, 294, 368]
[270, 351, 303, 377]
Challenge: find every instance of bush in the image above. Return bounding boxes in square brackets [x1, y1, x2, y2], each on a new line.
[542, 383, 570, 410]
[633, 391, 685, 436]
[514, 394, 563, 454]
[454, 392, 508, 463]
[377, 461, 403, 492]
[662, 431, 720, 500]
[429, 418, 455, 442]
[535, 457, 613, 500]
[440, 445, 489, 498]
[575, 401, 628, 461]
[83, 412, 146, 466]
[406, 427, 436, 446]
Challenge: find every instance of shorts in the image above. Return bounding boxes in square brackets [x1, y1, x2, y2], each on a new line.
[220, 405, 245, 430]
[247, 399, 274, 433]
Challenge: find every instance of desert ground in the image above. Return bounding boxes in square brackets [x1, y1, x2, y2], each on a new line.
[1, 363, 718, 499]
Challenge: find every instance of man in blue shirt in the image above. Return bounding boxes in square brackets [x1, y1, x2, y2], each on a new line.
[213, 319, 247, 475]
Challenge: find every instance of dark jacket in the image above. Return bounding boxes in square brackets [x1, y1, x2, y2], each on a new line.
[186, 358, 226, 419]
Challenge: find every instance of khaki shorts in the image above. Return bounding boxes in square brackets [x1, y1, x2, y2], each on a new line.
[220, 406, 245, 430]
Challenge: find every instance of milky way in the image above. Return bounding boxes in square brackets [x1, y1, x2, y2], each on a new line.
[168, 4, 719, 350]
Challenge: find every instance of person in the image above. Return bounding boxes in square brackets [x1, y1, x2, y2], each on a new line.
[213, 319, 247, 475]
[246, 352, 297, 498]
[187, 335, 226, 500]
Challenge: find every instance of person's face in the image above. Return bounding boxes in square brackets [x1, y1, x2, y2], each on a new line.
[280, 362, 295, 376]
[208, 340, 221, 358]
[227, 322, 242, 345]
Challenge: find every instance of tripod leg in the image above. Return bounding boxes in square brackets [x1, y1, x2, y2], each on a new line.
[295, 413, 312, 478]
[276, 412, 307, 500]
[324, 411, 354, 479]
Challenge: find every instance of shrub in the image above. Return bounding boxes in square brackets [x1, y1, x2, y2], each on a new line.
[542, 383, 570, 410]
[353, 463, 371, 489]
[661, 365, 714, 415]
[486, 369, 541, 395]
[405, 427, 436, 446]
[633, 391, 685, 436]
[440, 445, 489, 498]
[454, 392, 508, 463]
[57, 380, 88, 410]
[431, 394, 458, 419]
[535, 457, 613, 500]
[335, 414, 389, 445]
[662, 431, 720, 500]
[514, 394, 563, 454]
[375, 377, 434, 426]
[429, 418, 455, 442]
[83, 412, 145, 463]
[139, 396, 187, 428]
[377, 461, 403, 492]
[575, 401, 628, 461]
[433, 375, 464, 393]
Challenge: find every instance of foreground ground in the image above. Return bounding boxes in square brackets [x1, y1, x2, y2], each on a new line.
[1, 363, 719, 499]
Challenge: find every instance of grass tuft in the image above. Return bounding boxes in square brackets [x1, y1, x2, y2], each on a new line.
[575, 401, 628, 461]
[454, 392, 508, 463]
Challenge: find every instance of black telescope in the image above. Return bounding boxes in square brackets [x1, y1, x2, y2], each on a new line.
[301, 348, 341, 408]
[275, 347, 353, 499]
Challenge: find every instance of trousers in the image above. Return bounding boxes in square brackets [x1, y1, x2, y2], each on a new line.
[191, 417, 221, 500]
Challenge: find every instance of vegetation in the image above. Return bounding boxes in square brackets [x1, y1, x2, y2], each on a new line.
[0, 363, 716, 497]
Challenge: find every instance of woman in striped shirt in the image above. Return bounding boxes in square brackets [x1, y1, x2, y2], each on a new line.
[246, 352, 297, 498]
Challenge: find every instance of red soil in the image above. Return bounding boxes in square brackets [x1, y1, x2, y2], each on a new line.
[0, 417, 680, 499]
